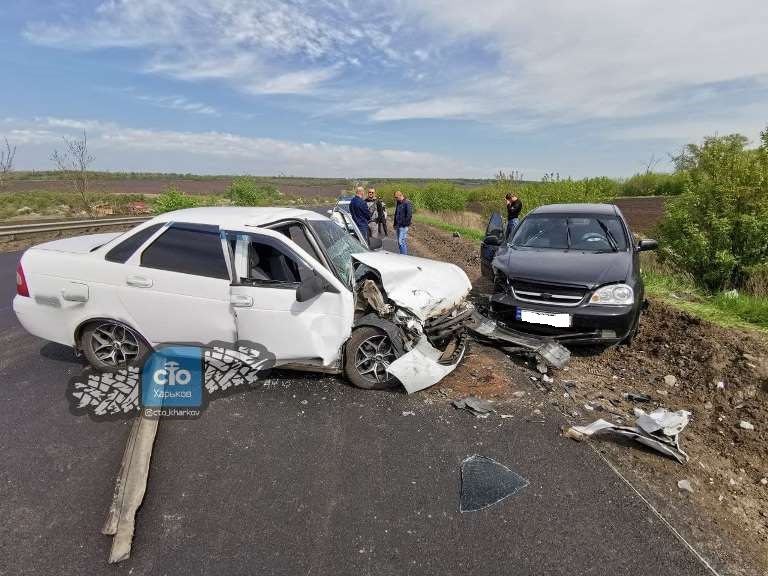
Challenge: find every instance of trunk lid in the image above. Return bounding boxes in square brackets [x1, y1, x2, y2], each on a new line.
[32, 233, 122, 254]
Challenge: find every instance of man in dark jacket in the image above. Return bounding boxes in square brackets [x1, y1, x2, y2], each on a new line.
[350, 186, 372, 243]
[505, 193, 523, 239]
[393, 190, 413, 255]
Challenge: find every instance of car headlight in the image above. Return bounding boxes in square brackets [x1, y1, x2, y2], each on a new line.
[589, 284, 634, 305]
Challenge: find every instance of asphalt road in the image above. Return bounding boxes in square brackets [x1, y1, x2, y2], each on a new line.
[0, 240, 712, 576]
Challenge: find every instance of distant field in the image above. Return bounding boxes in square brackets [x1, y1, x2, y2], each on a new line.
[612, 196, 667, 233]
[1, 172, 494, 198]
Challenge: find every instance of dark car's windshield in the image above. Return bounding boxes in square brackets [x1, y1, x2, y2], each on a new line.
[309, 219, 368, 285]
[510, 214, 628, 252]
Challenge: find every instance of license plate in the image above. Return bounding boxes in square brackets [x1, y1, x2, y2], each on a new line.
[516, 308, 572, 328]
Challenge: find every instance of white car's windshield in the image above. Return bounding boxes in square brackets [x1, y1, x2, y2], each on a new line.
[309, 219, 368, 285]
[511, 215, 628, 252]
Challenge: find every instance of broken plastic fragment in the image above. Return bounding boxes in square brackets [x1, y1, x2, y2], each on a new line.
[453, 396, 495, 418]
[567, 407, 690, 464]
[460, 454, 529, 512]
[387, 337, 461, 394]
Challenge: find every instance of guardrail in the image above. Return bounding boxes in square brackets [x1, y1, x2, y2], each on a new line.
[0, 216, 151, 237]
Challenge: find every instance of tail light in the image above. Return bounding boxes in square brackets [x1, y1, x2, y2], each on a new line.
[16, 262, 29, 297]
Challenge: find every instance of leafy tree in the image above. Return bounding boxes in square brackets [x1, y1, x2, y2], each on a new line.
[656, 132, 768, 290]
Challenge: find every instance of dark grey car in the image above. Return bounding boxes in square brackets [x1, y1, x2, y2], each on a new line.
[480, 203, 657, 345]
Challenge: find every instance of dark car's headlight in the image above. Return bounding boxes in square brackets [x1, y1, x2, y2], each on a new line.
[589, 283, 634, 305]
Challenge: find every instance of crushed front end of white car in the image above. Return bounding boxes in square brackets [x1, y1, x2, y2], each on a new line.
[350, 251, 473, 393]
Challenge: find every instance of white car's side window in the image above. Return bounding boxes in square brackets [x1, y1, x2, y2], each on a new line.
[228, 233, 308, 287]
[138, 223, 230, 280]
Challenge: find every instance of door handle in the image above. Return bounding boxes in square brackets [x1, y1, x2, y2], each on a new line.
[126, 275, 153, 288]
[230, 294, 253, 308]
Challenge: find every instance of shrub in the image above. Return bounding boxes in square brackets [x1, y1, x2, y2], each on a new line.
[152, 186, 198, 214]
[226, 177, 281, 206]
[656, 132, 768, 291]
[619, 172, 686, 197]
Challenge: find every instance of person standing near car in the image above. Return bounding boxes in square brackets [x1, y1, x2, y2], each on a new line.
[394, 190, 412, 255]
[375, 195, 388, 237]
[366, 188, 378, 238]
[350, 186, 372, 243]
[505, 192, 523, 239]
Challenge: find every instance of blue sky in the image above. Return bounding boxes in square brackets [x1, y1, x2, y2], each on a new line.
[1, 0, 767, 178]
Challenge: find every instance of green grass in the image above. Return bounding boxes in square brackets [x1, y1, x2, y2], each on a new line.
[643, 268, 768, 332]
[413, 213, 485, 242]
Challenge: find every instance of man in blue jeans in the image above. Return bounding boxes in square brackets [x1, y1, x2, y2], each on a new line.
[350, 186, 372, 244]
[393, 190, 412, 255]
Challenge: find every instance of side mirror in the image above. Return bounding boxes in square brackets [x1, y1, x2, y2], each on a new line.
[296, 272, 326, 302]
[637, 239, 658, 252]
[368, 236, 383, 251]
[484, 234, 501, 246]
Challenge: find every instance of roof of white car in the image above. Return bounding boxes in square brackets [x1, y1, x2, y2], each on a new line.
[149, 206, 328, 228]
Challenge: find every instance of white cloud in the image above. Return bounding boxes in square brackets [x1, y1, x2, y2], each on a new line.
[24, 0, 405, 95]
[381, 0, 768, 127]
[0, 117, 485, 177]
[136, 95, 219, 116]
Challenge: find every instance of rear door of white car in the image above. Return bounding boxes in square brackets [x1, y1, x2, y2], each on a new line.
[118, 222, 236, 346]
[225, 228, 352, 366]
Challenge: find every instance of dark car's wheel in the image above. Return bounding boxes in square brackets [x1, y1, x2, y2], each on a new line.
[81, 320, 150, 372]
[344, 326, 401, 390]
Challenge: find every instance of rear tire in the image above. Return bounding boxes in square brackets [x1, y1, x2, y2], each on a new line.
[81, 321, 150, 372]
[344, 326, 401, 390]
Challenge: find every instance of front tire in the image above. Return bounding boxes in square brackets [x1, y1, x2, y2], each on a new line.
[344, 326, 401, 390]
[81, 321, 150, 372]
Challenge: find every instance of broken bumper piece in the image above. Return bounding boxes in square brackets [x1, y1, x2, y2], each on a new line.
[387, 336, 466, 394]
[467, 311, 571, 369]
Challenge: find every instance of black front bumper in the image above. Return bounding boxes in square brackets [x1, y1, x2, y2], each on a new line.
[489, 292, 638, 344]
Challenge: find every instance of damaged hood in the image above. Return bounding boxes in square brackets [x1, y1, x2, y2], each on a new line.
[352, 251, 471, 321]
[493, 247, 631, 288]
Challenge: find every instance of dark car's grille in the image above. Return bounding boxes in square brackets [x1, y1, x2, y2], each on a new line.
[510, 279, 587, 306]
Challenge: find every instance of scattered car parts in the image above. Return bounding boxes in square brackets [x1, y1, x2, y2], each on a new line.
[565, 407, 691, 464]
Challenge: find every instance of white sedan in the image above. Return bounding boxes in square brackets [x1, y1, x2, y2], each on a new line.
[14, 207, 472, 392]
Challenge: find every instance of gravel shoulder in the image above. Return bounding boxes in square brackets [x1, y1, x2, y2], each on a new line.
[408, 222, 768, 576]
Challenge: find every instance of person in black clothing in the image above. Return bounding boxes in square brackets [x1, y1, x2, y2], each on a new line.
[375, 196, 388, 237]
[505, 192, 523, 239]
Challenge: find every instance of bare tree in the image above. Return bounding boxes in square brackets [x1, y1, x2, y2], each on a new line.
[642, 153, 661, 175]
[0, 138, 16, 190]
[52, 131, 94, 215]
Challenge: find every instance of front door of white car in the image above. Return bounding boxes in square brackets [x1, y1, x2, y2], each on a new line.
[117, 222, 237, 346]
[225, 229, 353, 366]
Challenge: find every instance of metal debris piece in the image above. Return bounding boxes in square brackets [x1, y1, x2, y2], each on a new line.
[467, 311, 571, 369]
[360, 279, 393, 315]
[460, 454, 529, 512]
[566, 407, 691, 464]
[103, 414, 159, 563]
[622, 392, 651, 403]
[677, 479, 694, 493]
[453, 396, 495, 418]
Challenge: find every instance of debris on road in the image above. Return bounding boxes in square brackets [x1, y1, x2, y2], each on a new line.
[453, 396, 496, 418]
[402, 411, 415, 416]
[565, 407, 691, 464]
[467, 311, 571, 369]
[739, 420, 755, 430]
[622, 392, 651, 403]
[103, 414, 159, 563]
[678, 479, 694, 493]
[459, 454, 529, 512]
[663, 374, 678, 386]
